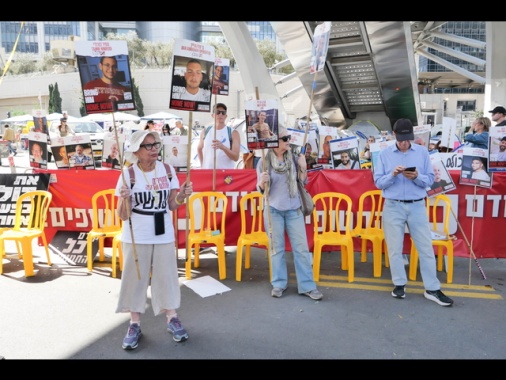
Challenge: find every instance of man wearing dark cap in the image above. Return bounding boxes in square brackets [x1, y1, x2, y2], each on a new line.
[373, 118, 454, 307]
[489, 106, 506, 126]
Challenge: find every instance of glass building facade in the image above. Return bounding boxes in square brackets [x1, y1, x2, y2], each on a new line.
[0, 21, 278, 57]
[418, 21, 486, 94]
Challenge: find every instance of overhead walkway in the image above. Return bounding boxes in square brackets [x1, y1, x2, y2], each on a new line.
[271, 21, 420, 129]
[221, 21, 491, 130]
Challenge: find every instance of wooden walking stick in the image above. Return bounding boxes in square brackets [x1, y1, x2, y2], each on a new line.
[212, 93, 218, 191]
[301, 71, 318, 152]
[185, 112, 193, 269]
[112, 112, 141, 280]
[252, 87, 275, 261]
[449, 186, 486, 281]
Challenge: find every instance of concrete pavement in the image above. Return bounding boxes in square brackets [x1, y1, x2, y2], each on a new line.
[1, 149, 506, 360]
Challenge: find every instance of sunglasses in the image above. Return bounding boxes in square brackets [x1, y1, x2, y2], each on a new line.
[140, 142, 161, 150]
[279, 135, 291, 142]
[215, 110, 227, 115]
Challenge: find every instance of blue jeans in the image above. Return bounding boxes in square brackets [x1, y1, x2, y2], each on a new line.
[7, 141, 16, 154]
[382, 199, 441, 290]
[264, 206, 317, 293]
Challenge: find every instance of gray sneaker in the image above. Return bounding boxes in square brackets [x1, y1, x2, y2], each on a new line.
[271, 287, 287, 298]
[122, 323, 142, 350]
[302, 289, 323, 300]
[167, 316, 189, 342]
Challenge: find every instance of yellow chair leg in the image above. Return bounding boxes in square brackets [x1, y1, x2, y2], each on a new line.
[235, 244, 244, 282]
[217, 246, 226, 280]
[185, 250, 192, 280]
[313, 245, 322, 282]
[87, 236, 94, 272]
[409, 248, 418, 281]
[345, 246, 354, 283]
[21, 239, 35, 277]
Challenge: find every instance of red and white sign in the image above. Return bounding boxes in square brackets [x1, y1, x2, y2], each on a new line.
[35, 168, 506, 259]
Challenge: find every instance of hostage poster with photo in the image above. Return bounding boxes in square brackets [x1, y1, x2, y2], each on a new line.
[369, 139, 396, 172]
[317, 125, 340, 168]
[329, 136, 361, 170]
[310, 21, 331, 74]
[102, 134, 125, 170]
[212, 57, 230, 96]
[65, 135, 95, 170]
[413, 124, 431, 148]
[488, 125, 506, 172]
[75, 40, 135, 114]
[245, 99, 279, 150]
[170, 39, 215, 113]
[28, 131, 49, 170]
[426, 151, 456, 197]
[163, 135, 189, 171]
[459, 146, 492, 188]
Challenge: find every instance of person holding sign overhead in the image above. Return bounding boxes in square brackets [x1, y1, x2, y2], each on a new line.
[197, 103, 240, 169]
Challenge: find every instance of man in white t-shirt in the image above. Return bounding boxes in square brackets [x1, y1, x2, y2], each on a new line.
[197, 103, 240, 169]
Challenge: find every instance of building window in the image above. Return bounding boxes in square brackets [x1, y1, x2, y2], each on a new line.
[457, 100, 476, 112]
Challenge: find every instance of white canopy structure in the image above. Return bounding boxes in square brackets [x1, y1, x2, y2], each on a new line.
[141, 112, 182, 121]
[80, 112, 140, 122]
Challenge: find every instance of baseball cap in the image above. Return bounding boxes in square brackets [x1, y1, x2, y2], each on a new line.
[489, 106, 506, 115]
[393, 119, 414, 141]
[60, 117, 67, 122]
[125, 130, 161, 164]
[213, 103, 227, 112]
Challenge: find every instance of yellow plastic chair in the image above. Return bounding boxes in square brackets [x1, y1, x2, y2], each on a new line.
[409, 194, 454, 283]
[236, 192, 270, 281]
[312, 192, 355, 282]
[0, 190, 53, 277]
[111, 234, 123, 279]
[186, 191, 228, 280]
[86, 189, 122, 274]
[352, 189, 389, 277]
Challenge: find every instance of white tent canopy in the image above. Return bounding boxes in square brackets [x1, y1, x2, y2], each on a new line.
[80, 112, 140, 122]
[1, 114, 35, 123]
[46, 112, 81, 122]
[141, 112, 182, 121]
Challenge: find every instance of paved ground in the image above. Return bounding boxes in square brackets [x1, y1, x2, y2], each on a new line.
[1, 240, 506, 360]
[2, 150, 506, 360]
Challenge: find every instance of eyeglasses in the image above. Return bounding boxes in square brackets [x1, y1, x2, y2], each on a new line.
[140, 142, 161, 150]
[215, 110, 227, 115]
[279, 135, 291, 142]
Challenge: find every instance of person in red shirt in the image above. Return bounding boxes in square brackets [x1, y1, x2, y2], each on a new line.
[83, 56, 129, 103]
